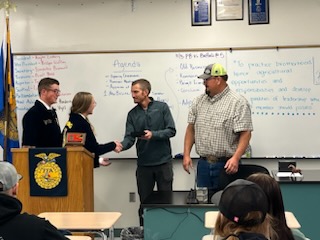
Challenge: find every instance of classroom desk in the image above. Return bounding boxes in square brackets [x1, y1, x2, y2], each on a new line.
[272, 169, 320, 240]
[142, 191, 218, 240]
[38, 212, 121, 240]
[67, 236, 91, 240]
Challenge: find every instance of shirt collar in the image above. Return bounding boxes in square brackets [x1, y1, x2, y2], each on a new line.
[78, 113, 86, 119]
[38, 98, 52, 110]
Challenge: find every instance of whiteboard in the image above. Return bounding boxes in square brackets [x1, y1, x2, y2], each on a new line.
[13, 51, 226, 158]
[13, 47, 320, 158]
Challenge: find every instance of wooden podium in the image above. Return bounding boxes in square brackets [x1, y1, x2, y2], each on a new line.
[12, 147, 94, 215]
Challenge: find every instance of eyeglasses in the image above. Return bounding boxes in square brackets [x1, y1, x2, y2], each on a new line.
[47, 88, 61, 94]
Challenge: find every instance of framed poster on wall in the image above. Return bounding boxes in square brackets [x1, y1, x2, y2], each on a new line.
[248, 0, 269, 24]
[216, 0, 243, 21]
[191, 0, 211, 26]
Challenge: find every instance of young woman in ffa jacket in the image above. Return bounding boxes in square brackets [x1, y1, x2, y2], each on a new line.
[64, 92, 122, 168]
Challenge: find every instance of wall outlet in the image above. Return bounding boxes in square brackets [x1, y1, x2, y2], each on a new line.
[129, 192, 136, 202]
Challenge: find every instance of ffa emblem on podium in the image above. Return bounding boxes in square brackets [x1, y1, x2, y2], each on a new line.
[34, 153, 62, 189]
[29, 148, 67, 196]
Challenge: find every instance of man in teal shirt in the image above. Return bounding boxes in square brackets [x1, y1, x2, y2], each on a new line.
[120, 78, 176, 226]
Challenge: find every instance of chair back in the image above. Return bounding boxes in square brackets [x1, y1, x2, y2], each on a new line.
[218, 164, 269, 190]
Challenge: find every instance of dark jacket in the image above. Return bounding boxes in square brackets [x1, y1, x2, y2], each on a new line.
[121, 98, 176, 166]
[0, 193, 68, 240]
[64, 113, 116, 168]
[22, 100, 62, 147]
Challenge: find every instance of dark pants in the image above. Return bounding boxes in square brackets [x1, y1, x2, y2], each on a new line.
[136, 161, 173, 226]
[197, 159, 225, 202]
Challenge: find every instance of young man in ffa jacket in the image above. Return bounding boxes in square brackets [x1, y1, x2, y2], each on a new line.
[22, 77, 62, 147]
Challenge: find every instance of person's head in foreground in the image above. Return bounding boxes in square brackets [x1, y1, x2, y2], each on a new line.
[212, 179, 276, 240]
[0, 161, 69, 240]
[247, 173, 295, 240]
[0, 161, 22, 196]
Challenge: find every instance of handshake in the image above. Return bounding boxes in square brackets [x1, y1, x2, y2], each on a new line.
[114, 140, 123, 153]
[99, 140, 122, 167]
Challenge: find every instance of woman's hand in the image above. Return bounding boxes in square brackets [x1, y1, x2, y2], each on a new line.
[100, 157, 112, 167]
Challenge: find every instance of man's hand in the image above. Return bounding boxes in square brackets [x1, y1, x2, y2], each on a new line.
[140, 130, 152, 140]
[183, 156, 193, 174]
[224, 157, 239, 174]
[114, 141, 123, 153]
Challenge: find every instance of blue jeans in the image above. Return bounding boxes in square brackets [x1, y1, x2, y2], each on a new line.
[197, 159, 226, 203]
[196, 159, 225, 190]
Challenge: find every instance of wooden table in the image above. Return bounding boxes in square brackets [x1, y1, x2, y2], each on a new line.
[67, 236, 91, 240]
[204, 211, 301, 229]
[38, 212, 121, 240]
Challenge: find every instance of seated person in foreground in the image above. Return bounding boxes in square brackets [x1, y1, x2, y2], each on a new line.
[247, 173, 310, 240]
[211, 179, 276, 240]
[0, 161, 69, 240]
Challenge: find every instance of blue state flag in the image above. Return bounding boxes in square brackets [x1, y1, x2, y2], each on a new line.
[0, 23, 20, 162]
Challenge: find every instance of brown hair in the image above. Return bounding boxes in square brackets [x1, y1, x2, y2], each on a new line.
[247, 173, 295, 240]
[132, 79, 151, 94]
[70, 92, 93, 114]
[214, 211, 274, 240]
[38, 77, 60, 95]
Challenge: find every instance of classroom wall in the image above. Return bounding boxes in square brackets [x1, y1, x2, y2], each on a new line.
[6, 0, 320, 53]
[3, 0, 320, 227]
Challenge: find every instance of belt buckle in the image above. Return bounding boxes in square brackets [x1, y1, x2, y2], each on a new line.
[206, 155, 218, 163]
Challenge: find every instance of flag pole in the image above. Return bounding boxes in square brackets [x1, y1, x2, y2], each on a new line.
[1, 0, 16, 160]
[3, 14, 10, 160]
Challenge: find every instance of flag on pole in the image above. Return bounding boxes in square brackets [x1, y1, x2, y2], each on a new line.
[0, 15, 19, 162]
